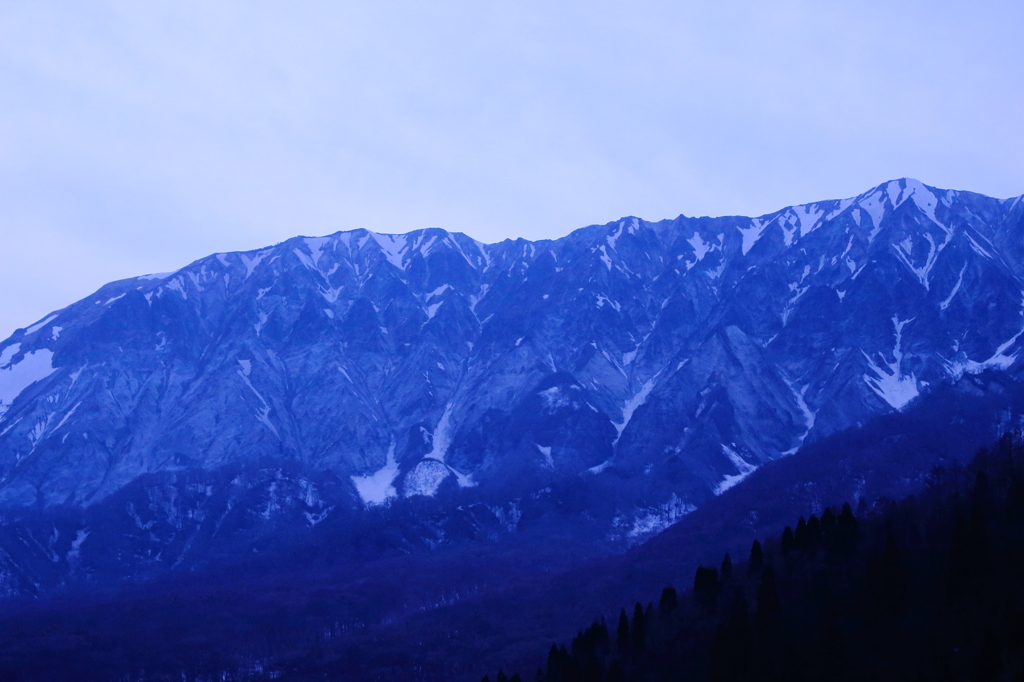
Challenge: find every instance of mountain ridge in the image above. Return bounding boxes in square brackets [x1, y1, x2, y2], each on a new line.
[0, 177, 1022, 596]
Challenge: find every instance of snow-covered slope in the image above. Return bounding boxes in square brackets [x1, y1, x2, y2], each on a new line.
[0, 178, 1022, 587]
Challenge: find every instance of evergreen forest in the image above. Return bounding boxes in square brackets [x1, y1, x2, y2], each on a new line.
[484, 433, 1024, 682]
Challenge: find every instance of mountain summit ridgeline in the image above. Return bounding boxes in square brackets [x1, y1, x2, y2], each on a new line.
[0, 178, 1022, 594]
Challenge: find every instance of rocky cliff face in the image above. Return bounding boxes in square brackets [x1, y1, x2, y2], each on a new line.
[0, 178, 1022, 591]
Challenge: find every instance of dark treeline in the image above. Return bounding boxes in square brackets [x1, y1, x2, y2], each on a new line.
[488, 432, 1024, 682]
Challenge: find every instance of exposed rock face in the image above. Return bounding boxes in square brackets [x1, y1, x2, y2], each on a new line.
[0, 178, 1022, 590]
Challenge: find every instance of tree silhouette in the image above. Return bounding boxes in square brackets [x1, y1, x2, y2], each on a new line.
[720, 553, 733, 581]
[794, 517, 809, 550]
[630, 603, 646, 653]
[659, 586, 678, 614]
[493, 434, 1024, 682]
[748, 540, 764, 574]
[616, 609, 629, 654]
[781, 526, 795, 554]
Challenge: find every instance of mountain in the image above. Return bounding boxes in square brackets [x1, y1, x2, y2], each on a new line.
[0, 362, 1019, 682]
[0, 178, 1023, 596]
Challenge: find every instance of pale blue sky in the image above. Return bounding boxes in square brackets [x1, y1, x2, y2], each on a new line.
[2, 0, 1022, 340]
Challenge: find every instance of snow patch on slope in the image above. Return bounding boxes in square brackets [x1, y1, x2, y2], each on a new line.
[304, 237, 330, 269]
[614, 377, 656, 444]
[607, 221, 625, 250]
[26, 315, 58, 335]
[858, 190, 887, 241]
[239, 252, 266, 279]
[410, 403, 477, 493]
[619, 493, 696, 543]
[540, 385, 575, 412]
[891, 231, 949, 290]
[596, 294, 621, 312]
[738, 218, 768, 256]
[906, 180, 941, 224]
[425, 404, 454, 463]
[236, 362, 279, 437]
[536, 444, 554, 469]
[946, 299, 1024, 377]
[0, 344, 20, 368]
[371, 233, 410, 270]
[425, 301, 444, 320]
[53, 401, 82, 433]
[0, 348, 56, 418]
[782, 378, 816, 455]
[404, 459, 452, 498]
[352, 443, 400, 505]
[940, 264, 967, 310]
[686, 232, 713, 266]
[863, 316, 919, 409]
[714, 445, 758, 495]
[789, 204, 824, 238]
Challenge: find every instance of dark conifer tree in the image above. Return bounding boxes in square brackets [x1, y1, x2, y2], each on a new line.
[594, 620, 609, 651]
[837, 502, 858, 552]
[807, 514, 821, 546]
[821, 507, 836, 529]
[838, 502, 857, 531]
[497, 671, 509, 682]
[720, 553, 733, 581]
[781, 526, 795, 554]
[795, 517, 809, 549]
[606, 661, 625, 682]
[659, 586, 678, 614]
[749, 540, 764, 573]
[572, 620, 609, 657]
[571, 630, 584, 657]
[631, 603, 646, 652]
[616, 609, 629, 654]
[547, 643, 561, 678]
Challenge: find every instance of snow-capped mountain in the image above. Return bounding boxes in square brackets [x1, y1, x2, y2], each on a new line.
[0, 178, 1022, 590]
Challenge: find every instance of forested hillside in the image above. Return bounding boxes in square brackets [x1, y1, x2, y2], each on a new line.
[487, 433, 1024, 682]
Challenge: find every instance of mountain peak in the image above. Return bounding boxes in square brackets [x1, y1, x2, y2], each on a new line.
[0, 180, 1021, 540]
